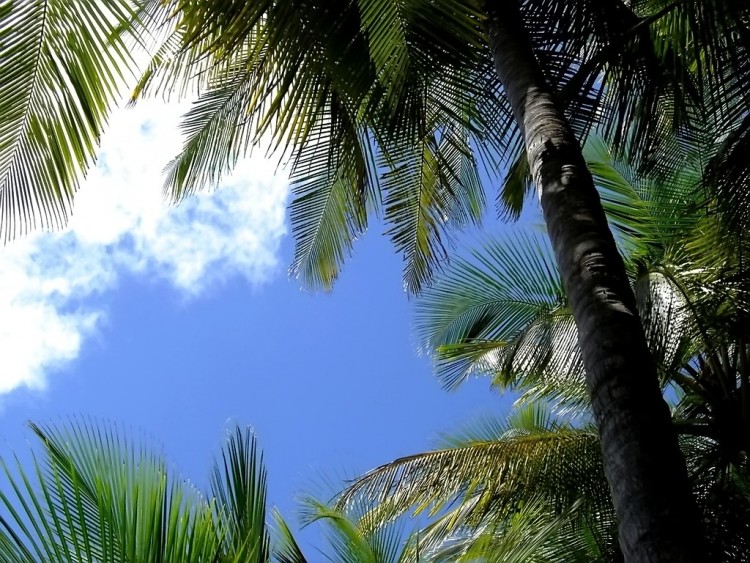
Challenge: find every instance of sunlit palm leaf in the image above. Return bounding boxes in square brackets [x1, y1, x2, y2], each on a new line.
[0, 0, 137, 241]
[337, 405, 608, 538]
[299, 496, 415, 563]
[211, 426, 270, 562]
[0, 419, 220, 562]
[424, 499, 605, 563]
[0, 420, 276, 563]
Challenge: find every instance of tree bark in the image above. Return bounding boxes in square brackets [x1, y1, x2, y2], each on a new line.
[483, 2, 703, 561]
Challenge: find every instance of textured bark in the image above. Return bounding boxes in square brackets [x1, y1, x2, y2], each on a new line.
[484, 2, 703, 561]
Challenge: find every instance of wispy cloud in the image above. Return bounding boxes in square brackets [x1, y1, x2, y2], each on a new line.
[0, 101, 289, 395]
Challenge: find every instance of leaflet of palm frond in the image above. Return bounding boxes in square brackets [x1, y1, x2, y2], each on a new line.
[0, 0, 138, 241]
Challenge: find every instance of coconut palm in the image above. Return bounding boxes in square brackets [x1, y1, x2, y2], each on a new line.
[415, 134, 749, 453]
[5, 1, 750, 557]
[356, 135, 750, 560]
[128, 3, 750, 557]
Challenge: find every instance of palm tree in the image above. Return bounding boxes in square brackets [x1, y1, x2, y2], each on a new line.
[336, 405, 750, 562]
[129, 3, 750, 557]
[416, 134, 749, 460]
[5, 1, 749, 557]
[391, 136, 750, 559]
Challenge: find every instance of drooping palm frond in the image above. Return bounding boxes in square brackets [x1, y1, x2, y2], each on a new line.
[0, 420, 277, 563]
[421, 499, 607, 563]
[0, 0, 138, 241]
[271, 509, 308, 563]
[336, 405, 609, 543]
[132, 0, 500, 294]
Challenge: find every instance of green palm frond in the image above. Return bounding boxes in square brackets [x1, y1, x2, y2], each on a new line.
[299, 496, 415, 563]
[0, 0, 138, 241]
[423, 499, 606, 563]
[288, 107, 374, 290]
[211, 426, 270, 562]
[336, 406, 608, 537]
[0, 419, 220, 562]
[381, 124, 485, 293]
[0, 420, 277, 563]
[272, 509, 308, 563]
[415, 231, 590, 409]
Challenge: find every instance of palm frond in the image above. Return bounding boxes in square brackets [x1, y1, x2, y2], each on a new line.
[299, 496, 414, 563]
[271, 509, 308, 563]
[0, 418, 221, 562]
[425, 499, 605, 563]
[0, 0, 138, 241]
[336, 408, 608, 536]
[210, 426, 270, 562]
[414, 232, 587, 404]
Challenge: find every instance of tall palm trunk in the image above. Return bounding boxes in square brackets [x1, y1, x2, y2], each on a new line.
[484, 3, 702, 561]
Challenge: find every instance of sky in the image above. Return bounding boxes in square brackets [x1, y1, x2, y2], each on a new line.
[0, 101, 513, 553]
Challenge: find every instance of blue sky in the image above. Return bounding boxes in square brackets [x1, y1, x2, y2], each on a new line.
[0, 101, 515, 552]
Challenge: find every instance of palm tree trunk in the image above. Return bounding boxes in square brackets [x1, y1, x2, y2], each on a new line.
[484, 3, 702, 561]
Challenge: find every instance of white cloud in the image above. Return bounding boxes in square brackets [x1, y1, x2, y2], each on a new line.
[0, 101, 289, 395]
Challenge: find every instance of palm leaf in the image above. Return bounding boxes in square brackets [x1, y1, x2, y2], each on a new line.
[211, 426, 270, 562]
[0, 419, 221, 562]
[336, 406, 608, 537]
[0, 0, 138, 240]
